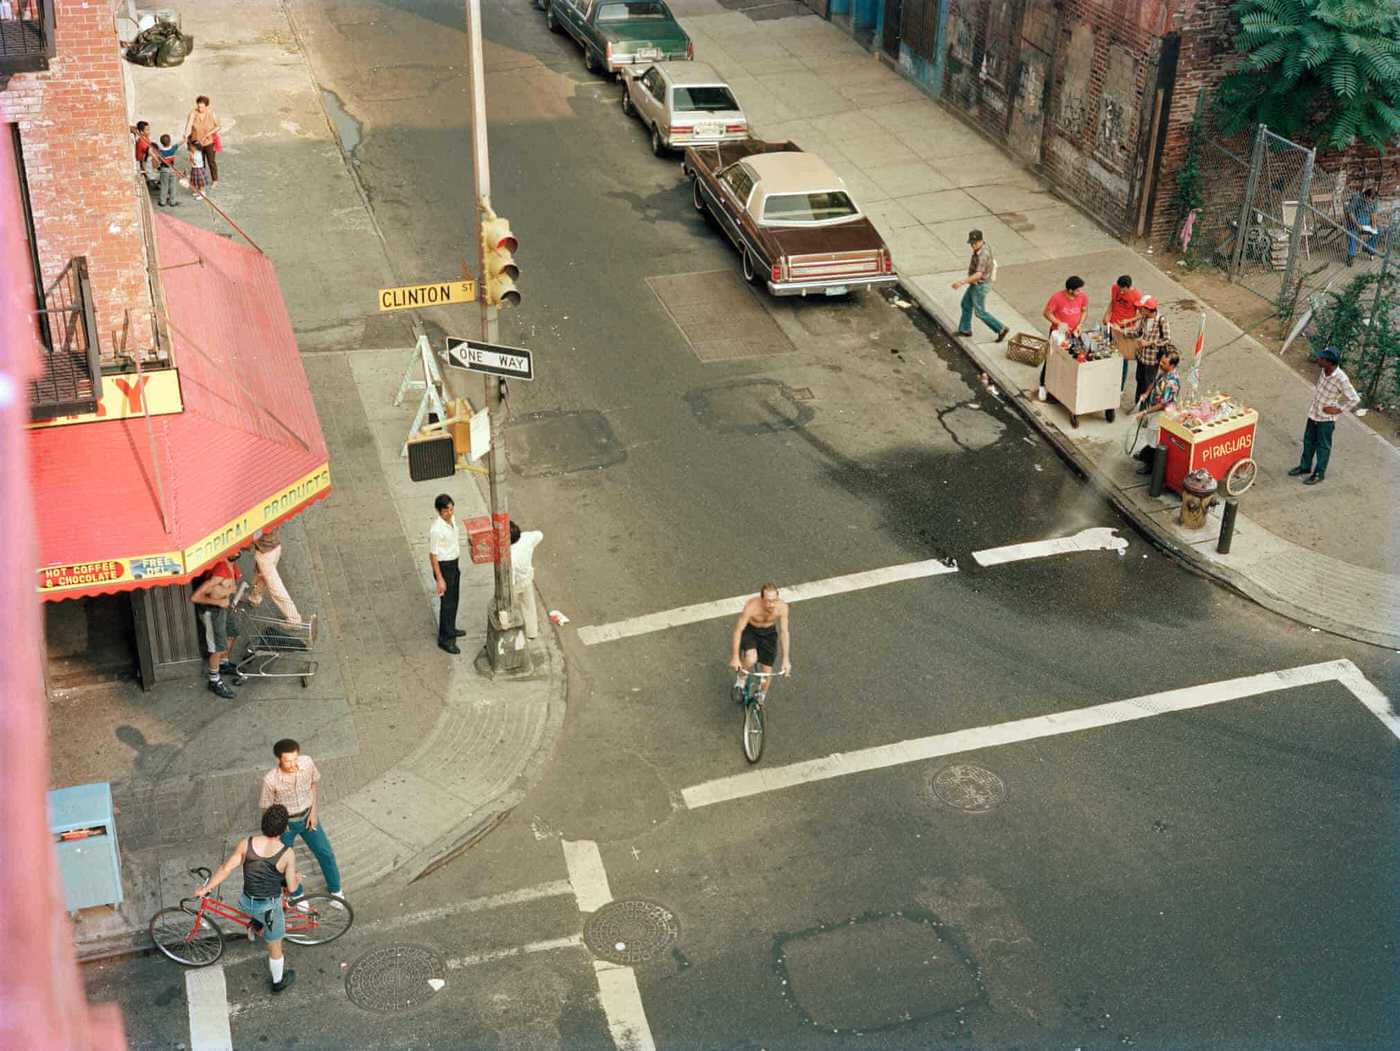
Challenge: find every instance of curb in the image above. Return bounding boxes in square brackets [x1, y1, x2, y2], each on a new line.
[900, 281, 1400, 653]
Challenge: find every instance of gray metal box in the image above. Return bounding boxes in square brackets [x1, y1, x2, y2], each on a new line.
[47, 782, 123, 911]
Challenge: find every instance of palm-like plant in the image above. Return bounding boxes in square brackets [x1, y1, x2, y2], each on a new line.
[1215, 0, 1400, 149]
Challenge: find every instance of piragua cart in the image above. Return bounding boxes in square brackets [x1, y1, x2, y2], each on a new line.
[1157, 396, 1259, 497]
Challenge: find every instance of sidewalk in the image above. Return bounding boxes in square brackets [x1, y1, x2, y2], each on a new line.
[673, 2, 1400, 649]
[52, 1, 566, 960]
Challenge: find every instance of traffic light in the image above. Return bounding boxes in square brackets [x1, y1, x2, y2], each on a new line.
[481, 210, 520, 308]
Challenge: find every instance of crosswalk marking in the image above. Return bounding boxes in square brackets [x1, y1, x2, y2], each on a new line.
[681, 659, 1397, 809]
[185, 966, 232, 1051]
[972, 526, 1128, 566]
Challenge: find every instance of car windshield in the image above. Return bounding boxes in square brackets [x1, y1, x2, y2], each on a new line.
[672, 86, 738, 112]
[597, 1, 669, 20]
[762, 191, 859, 223]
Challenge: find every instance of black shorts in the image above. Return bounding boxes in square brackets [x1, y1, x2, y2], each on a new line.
[740, 624, 778, 667]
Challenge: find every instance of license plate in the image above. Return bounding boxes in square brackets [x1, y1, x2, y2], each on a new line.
[824, 286, 848, 296]
[694, 122, 722, 137]
[636, 47, 660, 59]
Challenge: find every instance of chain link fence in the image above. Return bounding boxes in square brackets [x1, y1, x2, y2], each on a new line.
[1191, 118, 1398, 407]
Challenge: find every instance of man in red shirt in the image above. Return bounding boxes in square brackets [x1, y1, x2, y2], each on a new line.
[191, 557, 245, 699]
[130, 121, 155, 185]
[1103, 275, 1142, 397]
[1038, 275, 1088, 401]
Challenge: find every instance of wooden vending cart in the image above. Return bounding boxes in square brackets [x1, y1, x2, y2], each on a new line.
[1043, 341, 1121, 427]
[1157, 398, 1259, 496]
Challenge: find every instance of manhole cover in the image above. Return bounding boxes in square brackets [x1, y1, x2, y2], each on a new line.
[505, 409, 625, 477]
[583, 899, 679, 964]
[345, 944, 446, 1013]
[930, 764, 1006, 812]
[685, 377, 814, 434]
[647, 270, 793, 361]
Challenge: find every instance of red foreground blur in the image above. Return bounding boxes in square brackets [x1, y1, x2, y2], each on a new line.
[0, 142, 126, 1048]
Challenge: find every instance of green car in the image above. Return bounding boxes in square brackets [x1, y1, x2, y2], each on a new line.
[545, 0, 692, 77]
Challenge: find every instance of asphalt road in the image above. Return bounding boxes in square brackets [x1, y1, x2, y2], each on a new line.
[86, 0, 1399, 1047]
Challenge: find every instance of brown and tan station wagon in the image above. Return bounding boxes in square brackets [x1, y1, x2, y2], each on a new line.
[684, 140, 897, 297]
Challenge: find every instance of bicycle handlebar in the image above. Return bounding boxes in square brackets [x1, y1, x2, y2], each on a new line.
[731, 667, 790, 678]
[189, 866, 211, 880]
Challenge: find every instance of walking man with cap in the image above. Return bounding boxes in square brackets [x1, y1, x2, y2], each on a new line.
[1288, 347, 1359, 485]
[194, 804, 299, 994]
[950, 229, 1009, 343]
[429, 493, 466, 654]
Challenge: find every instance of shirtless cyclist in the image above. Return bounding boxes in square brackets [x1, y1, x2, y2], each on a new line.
[729, 583, 791, 702]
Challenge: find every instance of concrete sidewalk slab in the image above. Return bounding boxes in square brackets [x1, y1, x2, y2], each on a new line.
[670, 0, 1400, 649]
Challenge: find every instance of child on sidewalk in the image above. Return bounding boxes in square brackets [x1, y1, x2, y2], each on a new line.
[154, 134, 180, 207]
[186, 135, 208, 199]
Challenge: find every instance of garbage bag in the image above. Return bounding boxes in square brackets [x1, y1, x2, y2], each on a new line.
[155, 30, 193, 67]
[124, 23, 194, 68]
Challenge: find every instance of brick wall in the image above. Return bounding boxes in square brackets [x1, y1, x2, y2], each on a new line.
[1, 0, 151, 357]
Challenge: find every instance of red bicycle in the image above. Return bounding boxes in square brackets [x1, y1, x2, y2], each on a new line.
[149, 866, 354, 966]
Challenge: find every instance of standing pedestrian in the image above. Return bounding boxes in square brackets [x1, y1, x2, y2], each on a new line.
[1037, 275, 1089, 401]
[1132, 350, 1181, 476]
[130, 121, 156, 185]
[259, 739, 345, 902]
[195, 805, 299, 993]
[183, 95, 222, 185]
[1344, 186, 1379, 266]
[429, 493, 465, 654]
[186, 135, 208, 199]
[1130, 295, 1171, 404]
[509, 521, 544, 640]
[1287, 347, 1360, 486]
[153, 133, 179, 207]
[190, 557, 245, 699]
[949, 229, 1009, 343]
[249, 526, 302, 624]
[1102, 274, 1142, 396]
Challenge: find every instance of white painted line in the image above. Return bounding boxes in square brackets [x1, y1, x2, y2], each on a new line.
[682, 660, 1390, 809]
[973, 526, 1129, 566]
[445, 934, 584, 970]
[594, 960, 657, 1051]
[185, 966, 233, 1051]
[361, 880, 574, 933]
[562, 839, 614, 913]
[577, 559, 959, 645]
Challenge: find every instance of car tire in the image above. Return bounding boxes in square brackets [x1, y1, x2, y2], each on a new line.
[692, 178, 711, 221]
[742, 250, 763, 286]
[544, 4, 559, 31]
[621, 90, 635, 117]
[585, 48, 600, 74]
[650, 124, 667, 157]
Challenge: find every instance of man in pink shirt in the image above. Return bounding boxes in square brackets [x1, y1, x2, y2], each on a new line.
[1038, 275, 1088, 401]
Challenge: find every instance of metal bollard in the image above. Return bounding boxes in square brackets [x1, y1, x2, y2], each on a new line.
[1148, 442, 1167, 498]
[1217, 497, 1239, 553]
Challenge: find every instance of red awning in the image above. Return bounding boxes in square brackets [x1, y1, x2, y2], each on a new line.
[28, 215, 331, 600]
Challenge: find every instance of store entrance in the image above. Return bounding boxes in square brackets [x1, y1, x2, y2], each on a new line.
[45, 593, 138, 690]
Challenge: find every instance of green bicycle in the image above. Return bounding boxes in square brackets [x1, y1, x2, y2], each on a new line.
[730, 666, 787, 763]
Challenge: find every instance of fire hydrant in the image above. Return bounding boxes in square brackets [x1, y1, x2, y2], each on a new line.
[1180, 468, 1218, 529]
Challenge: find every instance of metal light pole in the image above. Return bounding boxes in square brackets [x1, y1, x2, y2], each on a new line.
[463, 0, 528, 673]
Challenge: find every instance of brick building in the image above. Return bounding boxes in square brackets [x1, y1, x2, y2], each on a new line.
[3, 0, 331, 689]
[842, 0, 1398, 249]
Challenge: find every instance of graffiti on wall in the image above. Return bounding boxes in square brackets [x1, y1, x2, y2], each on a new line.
[1017, 58, 1045, 120]
[1094, 45, 1139, 168]
[1056, 22, 1095, 135]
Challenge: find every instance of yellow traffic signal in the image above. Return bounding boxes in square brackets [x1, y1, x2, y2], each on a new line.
[481, 212, 520, 307]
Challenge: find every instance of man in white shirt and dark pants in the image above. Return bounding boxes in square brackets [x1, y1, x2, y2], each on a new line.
[1287, 347, 1360, 486]
[509, 521, 544, 639]
[428, 493, 466, 654]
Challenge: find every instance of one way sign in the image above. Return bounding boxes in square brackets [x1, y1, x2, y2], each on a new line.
[445, 337, 535, 381]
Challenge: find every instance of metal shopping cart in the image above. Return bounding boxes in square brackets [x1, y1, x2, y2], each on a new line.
[229, 584, 318, 688]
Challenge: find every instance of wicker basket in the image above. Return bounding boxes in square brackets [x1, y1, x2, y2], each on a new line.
[1006, 333, 1049, 366]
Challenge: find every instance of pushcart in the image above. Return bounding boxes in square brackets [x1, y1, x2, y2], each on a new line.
[1158, 399, 1259, 497]
[1043, 335, 1121, 428]
[229, 589, 318, 688]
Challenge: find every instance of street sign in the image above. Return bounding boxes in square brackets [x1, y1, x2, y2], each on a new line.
[444, 337, 534, 381]
[378, 279, 476, 312]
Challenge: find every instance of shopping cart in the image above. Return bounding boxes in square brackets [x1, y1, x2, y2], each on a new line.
[229, 584, 318, 688]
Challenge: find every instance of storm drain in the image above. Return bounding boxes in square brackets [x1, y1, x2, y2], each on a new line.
[929, 763, 1007, 813]
[583, 899, 679, 964]
[345, 944, 446, 1014]
[646, 270, 794, 362]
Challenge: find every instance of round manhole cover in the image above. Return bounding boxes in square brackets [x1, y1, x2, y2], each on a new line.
[345, 944, 446, 1013]
[931, 763, 1006, 812]
[583, 899, 679, 964]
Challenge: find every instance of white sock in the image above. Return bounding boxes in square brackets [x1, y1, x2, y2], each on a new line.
[269, 956, 285, 983]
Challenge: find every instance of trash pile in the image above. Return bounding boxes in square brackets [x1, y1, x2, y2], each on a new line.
[124, 21, 194, 68]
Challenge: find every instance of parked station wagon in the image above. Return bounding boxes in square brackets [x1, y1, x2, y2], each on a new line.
[686, 140, 897, 297]
[621, 62, 748, 157]
[545, 0, 691, 77]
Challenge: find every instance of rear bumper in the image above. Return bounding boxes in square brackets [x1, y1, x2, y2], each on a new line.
[666, 130, 748, 149]
[608, 51, 688, 72]
[767, 273, 899, 297]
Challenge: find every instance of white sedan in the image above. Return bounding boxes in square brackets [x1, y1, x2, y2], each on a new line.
[621, 61, 748, 157]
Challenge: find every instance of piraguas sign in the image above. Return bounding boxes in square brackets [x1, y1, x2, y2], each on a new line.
[1199, 431, 1253, 463]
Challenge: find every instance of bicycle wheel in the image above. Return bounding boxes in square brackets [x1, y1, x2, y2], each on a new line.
[284, 895, 354, 945]
[742, 701, 765, 763]
[150, 906, 225, 966]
